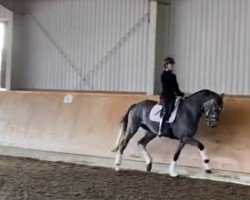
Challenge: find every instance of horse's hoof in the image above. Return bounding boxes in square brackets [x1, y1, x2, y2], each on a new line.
[169, 171, 179, 177]
[114, 165, 120, 171]
[205, 170, 212, 174]
[146, 163, 152, 172]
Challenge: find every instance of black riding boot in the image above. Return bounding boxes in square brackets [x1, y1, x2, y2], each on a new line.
[158, 111, 170, 137]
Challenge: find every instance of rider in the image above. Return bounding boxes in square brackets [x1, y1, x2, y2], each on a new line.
[158, 57, 184, 137]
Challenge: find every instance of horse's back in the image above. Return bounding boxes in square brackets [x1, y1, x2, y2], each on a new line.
[136, 99, 158, 109]
[128, 99, 158, 117]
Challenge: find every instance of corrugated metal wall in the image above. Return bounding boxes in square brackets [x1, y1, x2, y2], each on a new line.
[154, 2, 170, 94]
[170, 0, 250, 95]
[12, 0, 149, 92]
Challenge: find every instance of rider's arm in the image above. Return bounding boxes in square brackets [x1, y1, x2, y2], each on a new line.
[173, 74, 184, 97]
[161, 72, 168, 94]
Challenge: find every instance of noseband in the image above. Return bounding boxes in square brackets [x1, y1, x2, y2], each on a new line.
[203, 99, 221, 122]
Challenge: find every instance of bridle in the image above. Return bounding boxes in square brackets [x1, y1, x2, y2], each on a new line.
[203, 99, 222, 124]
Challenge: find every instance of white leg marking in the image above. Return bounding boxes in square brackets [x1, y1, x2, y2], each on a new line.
[112, 127, 123, 151]
[169, 161, 178, 177]
[200, 149, 208, 160]
[203, 163, 211, 171]
[114, 165, 120, 171]
[114, 152, 122, 171]
[138, 144, 152, 164]
[115, 152, 122, 165]
[199, 149, 211, 170]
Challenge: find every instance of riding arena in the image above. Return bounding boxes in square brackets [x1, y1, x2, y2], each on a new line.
[0, 0, 249, 199]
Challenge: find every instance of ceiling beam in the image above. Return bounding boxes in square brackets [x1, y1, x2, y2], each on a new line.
[0, 0, 26, 14]
[0, 0, 14, 12]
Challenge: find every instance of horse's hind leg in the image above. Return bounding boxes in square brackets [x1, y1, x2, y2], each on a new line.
[138, 131, 156, 172]
[114, 125, 139, 171]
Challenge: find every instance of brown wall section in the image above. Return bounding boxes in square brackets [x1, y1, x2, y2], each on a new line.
[0, 91, 249, 173]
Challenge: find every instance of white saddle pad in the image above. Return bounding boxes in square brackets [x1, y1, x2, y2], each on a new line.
[149, 97, 182, 123]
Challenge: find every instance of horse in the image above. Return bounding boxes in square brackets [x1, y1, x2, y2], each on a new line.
[112, 89, 223, 177]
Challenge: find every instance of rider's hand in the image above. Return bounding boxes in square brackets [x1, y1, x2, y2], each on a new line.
[183, 93, 189, 99]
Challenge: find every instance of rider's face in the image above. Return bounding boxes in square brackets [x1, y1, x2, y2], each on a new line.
[164, 63, 174, 71]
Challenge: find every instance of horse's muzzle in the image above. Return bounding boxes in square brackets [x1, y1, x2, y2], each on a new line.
[207, 118, 218, 128]
[206, 116, 218, 128]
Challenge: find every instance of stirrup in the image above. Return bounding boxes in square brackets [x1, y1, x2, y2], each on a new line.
[158, 130, 163, 137]
[158, 122, 163, 137]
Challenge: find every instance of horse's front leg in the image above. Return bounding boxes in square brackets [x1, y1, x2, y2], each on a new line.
[182, 136, 212, 173]
[198, 144, 212, 173]
[168, 141, 185, 177]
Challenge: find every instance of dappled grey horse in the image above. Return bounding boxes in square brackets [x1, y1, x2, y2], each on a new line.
[112, 89, 223, 177]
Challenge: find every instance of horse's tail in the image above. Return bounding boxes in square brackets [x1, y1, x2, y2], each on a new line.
[111, 103, 136, 152]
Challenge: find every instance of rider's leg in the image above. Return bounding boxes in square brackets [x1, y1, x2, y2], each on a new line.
[158, 110, 166, 136]
[158, 96, 166, 136]
[158, 102, 173, 137]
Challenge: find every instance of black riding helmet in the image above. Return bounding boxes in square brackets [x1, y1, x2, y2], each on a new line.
[164, 57, 175, 65]
[163, 57, 175, 69]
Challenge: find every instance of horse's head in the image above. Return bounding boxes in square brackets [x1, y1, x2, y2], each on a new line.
[203, 93, 224, 128]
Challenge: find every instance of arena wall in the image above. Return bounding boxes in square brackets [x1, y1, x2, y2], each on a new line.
[0, 91, 249, 173]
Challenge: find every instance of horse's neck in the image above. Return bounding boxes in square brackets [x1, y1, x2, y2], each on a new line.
[185, 92, 211, 119]
[187, 92, 208, 110]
